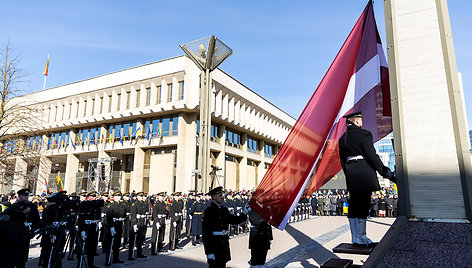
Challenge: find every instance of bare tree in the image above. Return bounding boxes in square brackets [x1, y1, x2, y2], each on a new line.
[0, 40, 48, 194]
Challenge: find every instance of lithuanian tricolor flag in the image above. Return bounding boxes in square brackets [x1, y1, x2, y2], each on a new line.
[43, 55, 49, 76]
[56, 172, 63, 192]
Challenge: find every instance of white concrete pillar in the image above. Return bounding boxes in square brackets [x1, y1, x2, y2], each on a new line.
[63, 100, 71, 121]
[49, 103, 56, 123]
[36, 156, 52, 194]
[111, 90, 118, 112]
[234, 100, 240, 125]
[94, 93, 101, 115]
[70, 99, 78, 120]
[176, 113, 198, 192]
[13, 158, 27, 192]
[120, 88, 127, 111]
[150, 82, 158, 106]
[222, 93, 229, 120]
[240, 102, 246, 127]
[228, 97, 235, 123]
[56, 103, 64, 122]
[239, 133, 248, 191]
[130, 120, 145, 192]
[140, 84, 147, 108]
[215, 89, 222, 118]
[172, 77, 179, 103]
[86, 95, 93, 118]
[130, 86, 137, 110]
[161, 80, 168, 104]
[78, 97, 85, 118]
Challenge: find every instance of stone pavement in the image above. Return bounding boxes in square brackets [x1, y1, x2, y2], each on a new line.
[26, 216, 394, 267]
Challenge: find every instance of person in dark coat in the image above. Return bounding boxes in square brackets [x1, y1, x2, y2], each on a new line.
[338, 111, 394, 246]
[0, 201, 30, 268]
[151, 192, 167, 255]
[371, 194, 379, 217]
[202, 187, 248, 268]
[104, 191, 126, 265]
[128, 192, 149, 260]
[122, 193, 131, 248]
[16, 188, 40, 266]
[248, 209, 273, 267]
[189, 193, 205, 245]
[310, 194, 317, 216]
[185, 194, 195, 237]
[168, 192, 184, 251]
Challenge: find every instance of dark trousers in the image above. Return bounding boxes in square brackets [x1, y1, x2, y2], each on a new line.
[208, 259, 226, 268]
[169, 217, 182, 248]
[250, 247, 269, 265]
[104, 223, 124, 263]
[129, 225, 146, 258]
[348, 191, 372, 219]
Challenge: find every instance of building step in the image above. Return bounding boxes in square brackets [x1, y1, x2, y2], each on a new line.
[320, 258, 362, 268]
[332, 243, 375, 255]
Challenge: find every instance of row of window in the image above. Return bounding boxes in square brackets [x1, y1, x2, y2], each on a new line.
[46, 81, 184, 123]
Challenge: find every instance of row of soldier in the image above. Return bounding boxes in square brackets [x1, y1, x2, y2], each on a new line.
[2, 188, 283, 268]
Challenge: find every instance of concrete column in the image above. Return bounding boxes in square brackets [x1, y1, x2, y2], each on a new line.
[228, 97, 235, 123]
[215, 89, 222, 117]
[36, 156, 52, 194]
[161, 80, 168, 104]
[86, 95, 93, 117]
[111, 90, 118, 112]
[130, 120, 145, 192]
[94, 93, 101, 115]
[130, 86, 137, 110]
[240, 102, 246, 127]
[120, 88, 127, 111]
[234, 100, 240, 125]
[172, 77, 179, 103]
[49, 103, 56, 123]
[103, 92, 110, 113]
[257, 140, 265, 187]
[176, 113, 198, 192]
[150, 82, 158, 106]
[239, 133, 248, 191]
[64, 130, 79, 193]
[217, 125, 226, 187]
[140, 84, 147, 108]
[63, 100, 71, 121]
[78, 97, 86, 118]
[56, 103, 64, 122]
[222, 93, 229, 120]
[71, 99, 78, 120]
[13, 158, 27, 192]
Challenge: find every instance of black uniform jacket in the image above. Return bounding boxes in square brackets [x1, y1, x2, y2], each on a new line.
[202, 201, 247, 263]
[339, 124, 389, 192]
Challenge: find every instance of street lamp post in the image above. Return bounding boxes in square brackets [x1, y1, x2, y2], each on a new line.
[180, 36, 233, 193]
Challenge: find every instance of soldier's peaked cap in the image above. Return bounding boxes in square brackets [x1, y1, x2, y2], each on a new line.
[342, 111, 362, 119]
[87, 191, 97, 197]
[113, 191, 122, 196]
[157, 192, 165, 196]
[17, 188, 30, 196]
[137, 191, 145, 196]
[207, 186, 224, 196]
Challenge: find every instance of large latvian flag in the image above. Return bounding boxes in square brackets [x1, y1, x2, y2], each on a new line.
[249, 0, 392, 230]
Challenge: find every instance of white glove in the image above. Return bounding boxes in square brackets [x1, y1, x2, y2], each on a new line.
[133, 225, 138, 232]
[156, 222, 160, 228]
[189, 215, 192, 219]
[207, 253, 215, 260]
[81, 231, 87, 241]
[110, 227, 116, 236]
[243, 204, 252, 214]
[173, 222, 177, 227]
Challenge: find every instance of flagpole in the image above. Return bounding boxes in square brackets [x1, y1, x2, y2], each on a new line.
[43, 75, 47, 90]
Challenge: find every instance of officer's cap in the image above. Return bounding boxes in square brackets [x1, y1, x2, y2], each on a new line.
[137, 191, 145, 196]
[123, 192, 130, 197]
[17, 188, 30, 196]
[101, 192, 109, 197]
[342, 111, 362, 119]
[87, 191, 97, 197]
[113, 191, 122, 196]
[173, 192, 182, 196]
[157, 192, 166, 196]
[79, 191, 87, 196]
[207, 186, 224, 197]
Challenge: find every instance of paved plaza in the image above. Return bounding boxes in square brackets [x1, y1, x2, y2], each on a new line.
[26, 216, 394, 267]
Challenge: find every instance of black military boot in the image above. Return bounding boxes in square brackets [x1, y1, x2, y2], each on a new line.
[151, 243, 157, 255]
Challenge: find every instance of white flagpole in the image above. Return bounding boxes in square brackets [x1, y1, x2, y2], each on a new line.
[43, 75, 47, 90]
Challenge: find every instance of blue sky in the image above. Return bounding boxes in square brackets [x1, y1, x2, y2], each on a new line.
[1, 1, 470, 129]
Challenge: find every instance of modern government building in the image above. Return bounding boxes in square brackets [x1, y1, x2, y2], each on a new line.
[0, 55, 296, 195]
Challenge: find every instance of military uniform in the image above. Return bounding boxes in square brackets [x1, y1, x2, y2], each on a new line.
[128, 192, 149, 260]
[189, 195, 205, 245]
[122, 193, 132, 247]
[104, 192, 126, 265]
[168, 193, 184, 251]
[248, 209, 273, 266]
[338, 112, 393, 245]
[77, 192, 102, 268]
[203, 187, 247, 268]
[151, 192, 167, 255]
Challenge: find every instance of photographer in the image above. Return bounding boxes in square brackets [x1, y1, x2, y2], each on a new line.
[0, 201, 30, 268]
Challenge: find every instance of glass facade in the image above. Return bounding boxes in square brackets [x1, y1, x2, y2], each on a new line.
[469, 130, 472, 148]
[374, 132, 395, 171]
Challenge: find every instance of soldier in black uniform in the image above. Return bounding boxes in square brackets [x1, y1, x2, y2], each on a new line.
[202, 187, 248, 268]
[16, 188, 40, 266]
[185, 193, 195, 238]
[168, 192, 184, 251]
[189, 193, 205, 245]
[77, 191, 102, 268]
[338, 111, 395, 246]
[128, 192, 148, 260]
[122, 193, 131, 248]
[151, 192, 167, 255]
[104, 191, 126, 265]
[99, 192, 110, 253]
[248, 209, 273, 267]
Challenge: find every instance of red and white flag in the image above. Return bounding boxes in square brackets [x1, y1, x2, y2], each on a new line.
[249, 0, 392, 230]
